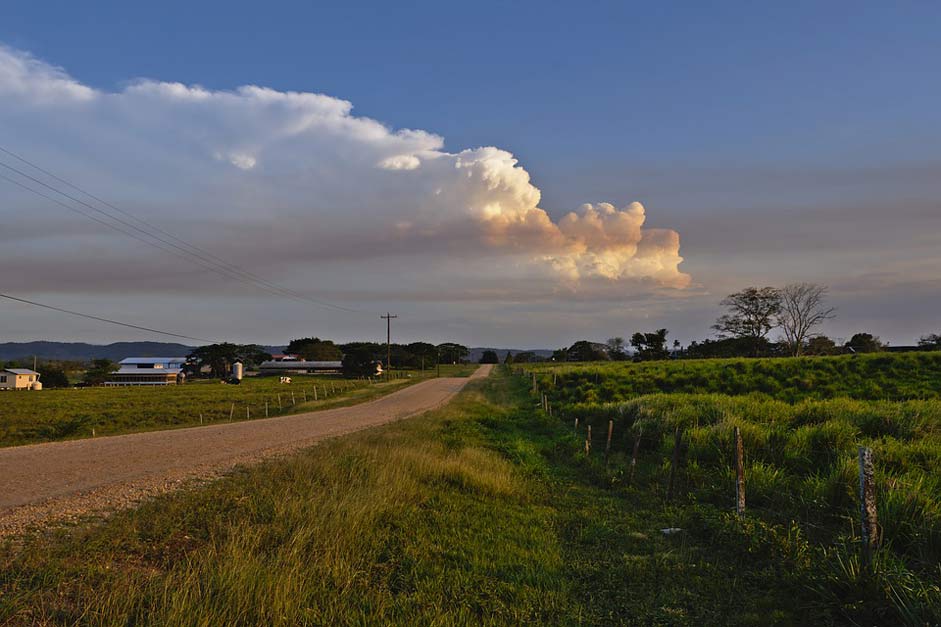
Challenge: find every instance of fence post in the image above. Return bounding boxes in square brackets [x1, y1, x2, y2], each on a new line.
[313, 387, 318, 401]
[246, 405, 250, 419]
[303, 389, 307, 402]
[667, 426, 682, 500]
[858, 446, 879, 569]
[200, 413, 203, 425]
[229, 403, 235, 421]
[734, 426, 745, 518]
[629, 430, 642, 484]
[291, 392, 296, 405]
[605, 420, 614, 463]
[265, 401, 269, 418]
[585, 425, 592, 455]
[532, 372, 537, 393]
[277, 395, 282, 410]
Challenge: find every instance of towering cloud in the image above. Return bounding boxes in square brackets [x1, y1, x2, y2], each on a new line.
[0, 44, 689, 297]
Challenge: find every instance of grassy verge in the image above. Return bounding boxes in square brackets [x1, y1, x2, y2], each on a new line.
[0, 365, 474, 448]
[2, 368, 911, 625]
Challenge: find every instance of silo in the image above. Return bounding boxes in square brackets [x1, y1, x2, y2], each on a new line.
[30, 381, 43, 391]
[232, 362, 244, 381]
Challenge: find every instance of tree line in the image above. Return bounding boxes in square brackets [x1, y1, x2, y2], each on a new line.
[509, 282, 941, 362]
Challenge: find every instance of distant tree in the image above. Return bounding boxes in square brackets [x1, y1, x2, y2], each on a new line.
[777, 283, 836, 356]
[630, 329, 670, 361]
[567, 341, 609, 362]
[845, 333, 883, 354]
[551, 348, 569, 362]
[686, 337, 780, 359]
[38, 366, 70, 388]
[287, 337, 342, 361]
[918, 334, 941, 350]
[713, 286, 782, 356]
[606, 337, 628, 361]
[479, 350, 499, 364]
[512, 351, 537, 363]
[82, 358, 118, 386]
[406, 342, 438, 367]
[805, 335, 839, 356]
[342, 346, 379, 377]
[188, 343, 271, 378]
[437, 343, 469, 364]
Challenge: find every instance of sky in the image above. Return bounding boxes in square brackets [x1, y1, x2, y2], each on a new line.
[1, 1, 939, 349]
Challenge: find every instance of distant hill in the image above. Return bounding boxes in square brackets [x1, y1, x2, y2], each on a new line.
[1, 341, 554, 363]
[0, 341, 287, 362]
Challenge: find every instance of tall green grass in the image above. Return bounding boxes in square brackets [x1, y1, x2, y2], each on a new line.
[526, 352, 941, 403]
[518, 355, 941, 623]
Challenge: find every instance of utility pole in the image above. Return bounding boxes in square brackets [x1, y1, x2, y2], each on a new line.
[381, 313, 397, 377]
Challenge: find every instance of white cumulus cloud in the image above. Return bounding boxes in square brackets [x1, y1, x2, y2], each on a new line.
[0, 43, 690, 298]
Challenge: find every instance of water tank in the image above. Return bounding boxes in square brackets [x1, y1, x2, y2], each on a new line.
[30, 382, 43, 391]
[232, 362, 244, 381]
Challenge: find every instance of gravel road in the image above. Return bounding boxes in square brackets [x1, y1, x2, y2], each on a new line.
[0, 365, 491, 535]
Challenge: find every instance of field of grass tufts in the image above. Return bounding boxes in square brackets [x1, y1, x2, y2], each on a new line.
[6, 369, 933, 625]
[525, 352, 941, 403]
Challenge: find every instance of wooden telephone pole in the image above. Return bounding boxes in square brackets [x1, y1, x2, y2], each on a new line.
[381, 313, 397, 376]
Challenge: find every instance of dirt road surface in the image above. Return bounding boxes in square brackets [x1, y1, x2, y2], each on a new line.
[0, 365, 492, 535]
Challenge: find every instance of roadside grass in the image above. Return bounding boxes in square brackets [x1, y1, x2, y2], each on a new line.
[0, 368, 886, 625]
[0, 365, 473, 448]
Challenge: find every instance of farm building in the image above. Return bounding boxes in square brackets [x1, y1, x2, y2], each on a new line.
[0, 368, 41, 390]
[258, 359, 343, 375]
[105, 357, 187, 386]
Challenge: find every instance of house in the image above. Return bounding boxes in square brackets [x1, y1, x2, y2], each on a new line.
[258, 360, 344, 375]
[0, 368, 41, 390]
[105, 357, 187, 386]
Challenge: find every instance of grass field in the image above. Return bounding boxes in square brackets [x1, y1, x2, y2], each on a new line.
[4, 367, 936, 625]
[523, 352, 941, 403]
[0, 365, 476, 448]
[519, 354, 941, 624]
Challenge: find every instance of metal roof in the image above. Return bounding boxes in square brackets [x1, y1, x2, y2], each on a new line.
[2, 368, 39, 375]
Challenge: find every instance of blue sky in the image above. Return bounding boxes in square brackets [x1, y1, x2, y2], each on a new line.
[1, 1, 939, 347]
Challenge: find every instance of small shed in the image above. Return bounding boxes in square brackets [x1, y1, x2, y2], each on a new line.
[0, 368, 41, 390]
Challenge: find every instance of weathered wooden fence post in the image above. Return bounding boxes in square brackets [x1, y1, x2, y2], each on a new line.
[629, 430, 642, 484]
[734, 426, 745, 517]
[291, 392, 296, 406]
[277, 395, 282, 410]
[574, 417, 579, 434]
[229, 402, 235, 420]
[265, 401, 268, 418]
[313, 387, 318, 401]
[667, 426, 682, 500]
[858, 446, 879, 569]
[246, 405, 250, 419]
[303, 389, 307, 402]
[585, 425, 592, 455]
[605, 420, 614, 463]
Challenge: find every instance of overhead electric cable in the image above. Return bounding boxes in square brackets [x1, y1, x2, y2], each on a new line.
[0, 293, 217, 343]
[0, 147, 370, 314]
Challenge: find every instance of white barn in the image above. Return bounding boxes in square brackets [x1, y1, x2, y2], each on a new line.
[105, 357, 187, 386]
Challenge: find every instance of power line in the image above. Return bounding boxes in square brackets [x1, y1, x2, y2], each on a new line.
[0, 293, 217, 344]
[0, 146, 371, 314]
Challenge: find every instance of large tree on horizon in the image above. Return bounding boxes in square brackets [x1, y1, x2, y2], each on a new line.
[713, 286, 782, 356]
[777, 283, 836, 356]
